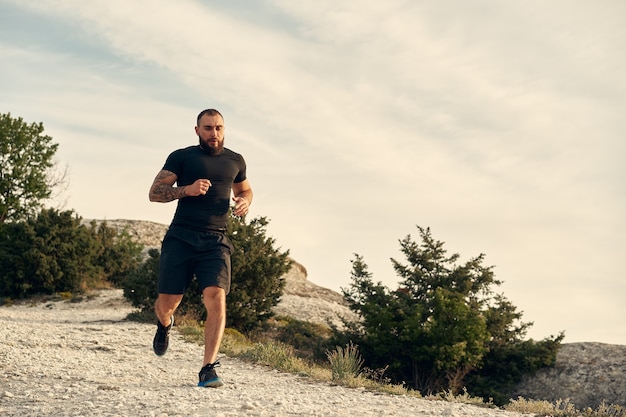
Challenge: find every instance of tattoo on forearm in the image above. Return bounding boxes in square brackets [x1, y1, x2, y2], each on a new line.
[149, 171, 185, 202]
[151, 184, 186, 202]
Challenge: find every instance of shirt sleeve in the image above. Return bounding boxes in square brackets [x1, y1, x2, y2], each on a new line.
[162, 148, 185, 177]
[234, 154, 247, 183]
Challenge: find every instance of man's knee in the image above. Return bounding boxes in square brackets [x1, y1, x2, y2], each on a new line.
[202, 286, 225, 307]
[156, 293, 183, 311]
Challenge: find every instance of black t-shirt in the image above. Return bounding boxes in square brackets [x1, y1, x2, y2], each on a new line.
[162, 145, 247, 231]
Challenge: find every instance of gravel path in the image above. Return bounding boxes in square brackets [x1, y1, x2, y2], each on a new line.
[1, 290, 531, 417]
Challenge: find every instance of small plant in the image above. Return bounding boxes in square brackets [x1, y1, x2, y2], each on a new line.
[242, 341, 305, 374]
[326, 342, 364, 383]
[593, 402, 626, 417]
[426, 387, 493, 407]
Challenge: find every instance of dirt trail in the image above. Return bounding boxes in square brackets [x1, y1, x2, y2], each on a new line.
[0, 290, 530, 417]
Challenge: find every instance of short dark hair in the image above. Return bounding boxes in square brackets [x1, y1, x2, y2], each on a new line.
[197, 109, 224, 126]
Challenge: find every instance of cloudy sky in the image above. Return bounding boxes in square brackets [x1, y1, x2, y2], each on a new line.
[1, 0, 624, 345]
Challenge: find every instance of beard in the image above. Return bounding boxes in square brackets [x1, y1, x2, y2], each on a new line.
[198, 136, 224, 155]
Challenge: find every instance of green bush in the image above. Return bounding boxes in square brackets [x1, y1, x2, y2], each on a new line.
[227, 215, 291, 331]
[0, 209, 143, 299]
[122, 248, 161, 311]
[0, 209, 98, 297]
[90, 220, 144, 286]
[465, 334, 564, 406]
[340, 226, 562, 400]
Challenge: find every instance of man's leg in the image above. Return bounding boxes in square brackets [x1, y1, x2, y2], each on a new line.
[201, 286, 226, 366]
[155, 293, 183, 327]
[153, 293, 183, 356]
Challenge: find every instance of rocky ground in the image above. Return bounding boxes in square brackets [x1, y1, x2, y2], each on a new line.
[1, 289, 532, 417]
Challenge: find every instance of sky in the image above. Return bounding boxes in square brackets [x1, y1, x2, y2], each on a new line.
[1, 0, 624, 345]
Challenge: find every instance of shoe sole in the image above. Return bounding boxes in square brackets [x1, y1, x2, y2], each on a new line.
[198, 378, 224, 388]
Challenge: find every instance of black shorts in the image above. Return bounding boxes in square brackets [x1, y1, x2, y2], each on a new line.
[158, 225, 233, 295]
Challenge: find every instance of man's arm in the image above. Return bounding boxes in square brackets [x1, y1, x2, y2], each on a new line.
[149, 170, 212, 202]
[232, 179, 253, 216]
[149, 170, 187, 202]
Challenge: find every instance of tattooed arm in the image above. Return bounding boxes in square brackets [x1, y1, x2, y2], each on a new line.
[149, 170, 187, 202]
[149, 170, 212, 202]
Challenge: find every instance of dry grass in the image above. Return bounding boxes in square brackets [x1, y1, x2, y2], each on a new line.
[506, 397, 626, 417]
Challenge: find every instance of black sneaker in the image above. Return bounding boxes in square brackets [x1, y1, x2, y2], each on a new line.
[152, 316, 173, 356]
[198, 361, 224, 388]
